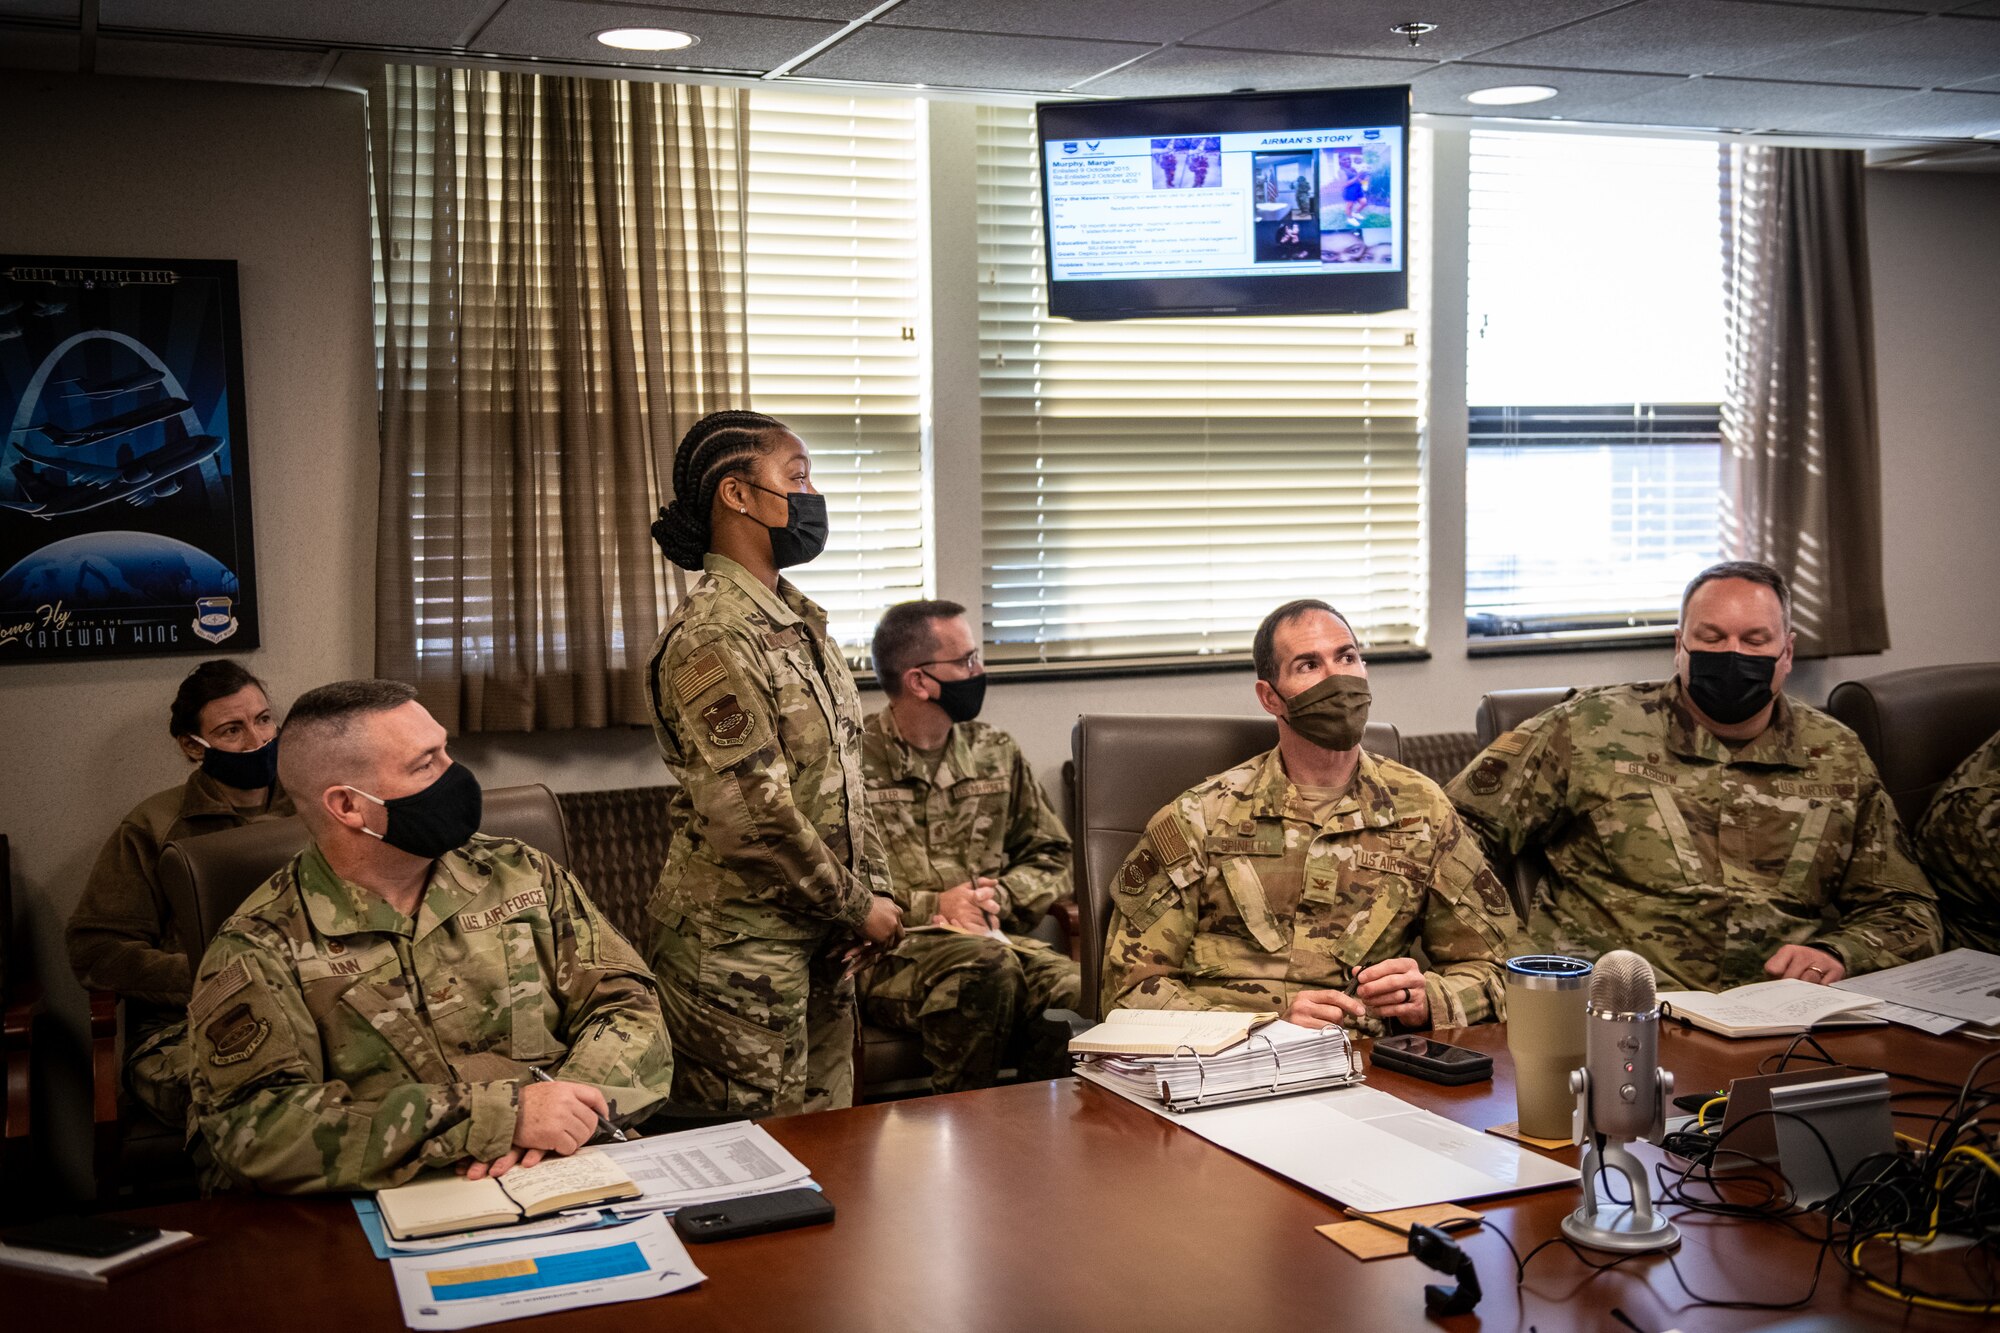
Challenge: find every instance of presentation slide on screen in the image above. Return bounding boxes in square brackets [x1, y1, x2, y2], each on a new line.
[1043, 127, 1404, 283]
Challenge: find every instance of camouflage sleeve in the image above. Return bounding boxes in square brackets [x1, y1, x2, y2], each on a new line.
[1445, 710, 1573, 875]
[1918, 781, 2000, 953]
[994, 745, 1073, 934]
[1415, 808, 1523, 1028]
[66, 817, 190, 1005]
[1813, 784, 1944, 976]
[660, 628, 875, 930]
[1099, 805, 1216, 1013]
[541, 853, 674, 1125]
[188, 927, 521, 1195]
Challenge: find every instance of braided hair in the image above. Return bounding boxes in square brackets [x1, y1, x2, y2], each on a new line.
[651, 410, 787, 571]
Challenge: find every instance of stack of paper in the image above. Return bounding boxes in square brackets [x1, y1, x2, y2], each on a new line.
[1834, 949, 2000, 1034]
[595, 1121, 816, 1218]
[1080, 1020, 1362, 1109]
[1067, 1009, 1275, 1057]
[0, 1229, 198, 1284]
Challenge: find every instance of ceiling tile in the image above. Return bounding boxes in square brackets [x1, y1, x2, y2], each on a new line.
[795, 25, 1152, 91]
[95, 35, 327, 85]
[879, 0, 1269, 46]
[1073, 45, 1433, 97]
[1729, 15, 2000, 88]
[1579, 74, 1913, 131]
[1757, 0, 1968, 9]
[101, 0, 494, 48]
[1798, 87, 2000, 135]
[1477, 0, 1920, 78]
[1409, 61, 1688, 119]
[1194, 0, 1629, 64]
[0, 1, 79, 20]
[603, 0, 882, 16]
[1950, 0, 2000, 13]
[0, 25, 80, 69]
[475, 0, 842, 72]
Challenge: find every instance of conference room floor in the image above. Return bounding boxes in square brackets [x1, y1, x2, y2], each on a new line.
[5, 1022, 1987, 1331]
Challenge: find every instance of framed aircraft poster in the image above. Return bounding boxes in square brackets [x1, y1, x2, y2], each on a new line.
[0, 255, 259, 661]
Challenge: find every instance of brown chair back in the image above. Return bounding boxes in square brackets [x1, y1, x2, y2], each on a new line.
[1825, 662, 2000, 827]
[160, 784, 572, 963]
[1474, 687, 1576, 748]
[1071, 714, 1400, 1020]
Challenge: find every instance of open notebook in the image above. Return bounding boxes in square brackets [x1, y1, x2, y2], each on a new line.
[376, 1149, 641, 1241]
[1657, 978, 1883, 1039]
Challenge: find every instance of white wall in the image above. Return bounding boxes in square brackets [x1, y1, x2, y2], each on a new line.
[0, 73, 377, 1194]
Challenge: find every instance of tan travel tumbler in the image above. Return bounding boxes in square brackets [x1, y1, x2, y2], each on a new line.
[1505, 955, 1593, 1140]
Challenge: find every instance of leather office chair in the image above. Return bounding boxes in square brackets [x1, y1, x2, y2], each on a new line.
[1071, 713, 1401, 1021]
[1825, 662, 2000, 829]
[1475, 687, 1577, 749]
[1470, 688, 1575, 920]
[159, 783, 570, 964]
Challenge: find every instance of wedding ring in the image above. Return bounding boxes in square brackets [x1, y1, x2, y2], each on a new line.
[1400, 987, 1411, 1005]
[1803, 966, 1825, 979]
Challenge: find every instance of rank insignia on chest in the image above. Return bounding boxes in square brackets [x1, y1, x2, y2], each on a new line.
[207, 1002, 270, 1066]
[1467, 755, 1507, 795]
[701, 693, 752, 745]
[1124, 848, 1160, 888]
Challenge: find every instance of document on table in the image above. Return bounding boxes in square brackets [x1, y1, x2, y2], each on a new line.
[1834, 948, 2000, 1026]
[352, 1199, 626, 1259]
[595, 1121, 813, 1217]
[1865, 1000, 1964, 1035]
[1082, 1074, 1576, 1212]
[389, 1214, 702, 1330]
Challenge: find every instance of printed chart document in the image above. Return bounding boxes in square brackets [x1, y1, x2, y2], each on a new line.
[1081, 1076, 1576, 1212]
[597, 1121, 814, 1217]
[390, 1214, 702, 1331]
[1835, 949, 2000, 1027]
[1656, 978, 1884, 1038]
[1068, 1009, 1275, 1057]
[376, 1149, 639, 1240]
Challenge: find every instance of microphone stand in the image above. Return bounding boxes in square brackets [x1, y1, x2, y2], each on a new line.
[1562, 1066, 1682, 1252]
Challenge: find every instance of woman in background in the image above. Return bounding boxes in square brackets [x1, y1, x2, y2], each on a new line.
[67, 658, 293, 1127]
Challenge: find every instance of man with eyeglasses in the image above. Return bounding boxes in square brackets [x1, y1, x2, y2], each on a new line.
[856, 600, 1081, 1094]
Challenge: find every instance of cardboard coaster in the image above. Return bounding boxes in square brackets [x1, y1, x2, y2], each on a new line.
[1315, 1204, 1483, 1261]
[1486, 1120, 1573, 1151]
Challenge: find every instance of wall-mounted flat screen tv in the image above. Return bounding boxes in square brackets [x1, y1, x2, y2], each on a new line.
[1036, 85, 1411, 320]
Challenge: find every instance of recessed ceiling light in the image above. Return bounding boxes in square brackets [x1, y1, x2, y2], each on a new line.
[595, 28, 699, 52]
[1464, 84, 1560, 106]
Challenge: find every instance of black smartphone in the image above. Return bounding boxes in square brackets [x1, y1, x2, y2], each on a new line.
[1, 1216, 162, 1258]
[1369, 1035, 1494, 1086]
[672, 1189, 835, 1244]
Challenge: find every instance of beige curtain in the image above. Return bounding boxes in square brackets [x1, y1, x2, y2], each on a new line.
[1721, 145, 1888, 658]
[368, 66, 748, 731]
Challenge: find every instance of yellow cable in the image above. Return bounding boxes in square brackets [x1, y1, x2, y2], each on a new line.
[1845, 1140, 2000, 1313]
[1696, 1095, 1727, 1127]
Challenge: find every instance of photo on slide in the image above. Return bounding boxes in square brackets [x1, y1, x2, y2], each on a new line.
[1319, 144, 1395, 234]
[1256, 217, 1322, 264]
[1150, 136, 1222, 189]
[1251, 151, 1318, 229]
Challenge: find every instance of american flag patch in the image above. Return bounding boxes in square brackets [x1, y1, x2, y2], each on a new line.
[672, 648, 728, 701]
[1147, 811, 1193, 866]
[189, 958, 250, 1029]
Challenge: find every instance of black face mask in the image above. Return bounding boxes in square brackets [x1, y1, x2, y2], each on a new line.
[348, 760, 484, 860]
[196, 735, 278, 791]
[747, 483, 830, 569]
[1684, 649, 1780, 725]
[922, 670, 987, 724]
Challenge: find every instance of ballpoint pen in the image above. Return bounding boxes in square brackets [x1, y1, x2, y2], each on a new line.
[529, 1064, 628, 1143]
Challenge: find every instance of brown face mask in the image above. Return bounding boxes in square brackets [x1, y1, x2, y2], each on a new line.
[1279, 673, 1372, 752]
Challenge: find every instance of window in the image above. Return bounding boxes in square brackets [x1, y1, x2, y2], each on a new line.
[977, 106, 1429, 670]
[745, 91, 928, 655]
[1465, 130, 1727, 648]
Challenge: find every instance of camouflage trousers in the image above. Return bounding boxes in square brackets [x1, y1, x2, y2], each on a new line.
[861, 931, 1081, 1095]
[649, 913, 856, 1118]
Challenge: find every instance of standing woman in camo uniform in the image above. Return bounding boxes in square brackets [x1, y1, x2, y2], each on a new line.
[645, 411, 902, 1115]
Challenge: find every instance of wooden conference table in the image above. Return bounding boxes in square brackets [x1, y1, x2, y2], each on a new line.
[5, 1022, 1989, 1332]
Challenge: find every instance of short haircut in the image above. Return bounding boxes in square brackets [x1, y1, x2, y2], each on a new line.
[871, 599, 966, 697]
[1252, 600, 1355, 684]
[277, 679, 419, 812]
[169, 659, 269, 738]
[1680, 560, 1791, 631]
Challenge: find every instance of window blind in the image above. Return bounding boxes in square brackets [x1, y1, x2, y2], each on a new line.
[976, 106, 1429, 668]
[745, 90, 928, 655]
[1465, 130, 1726, 645]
